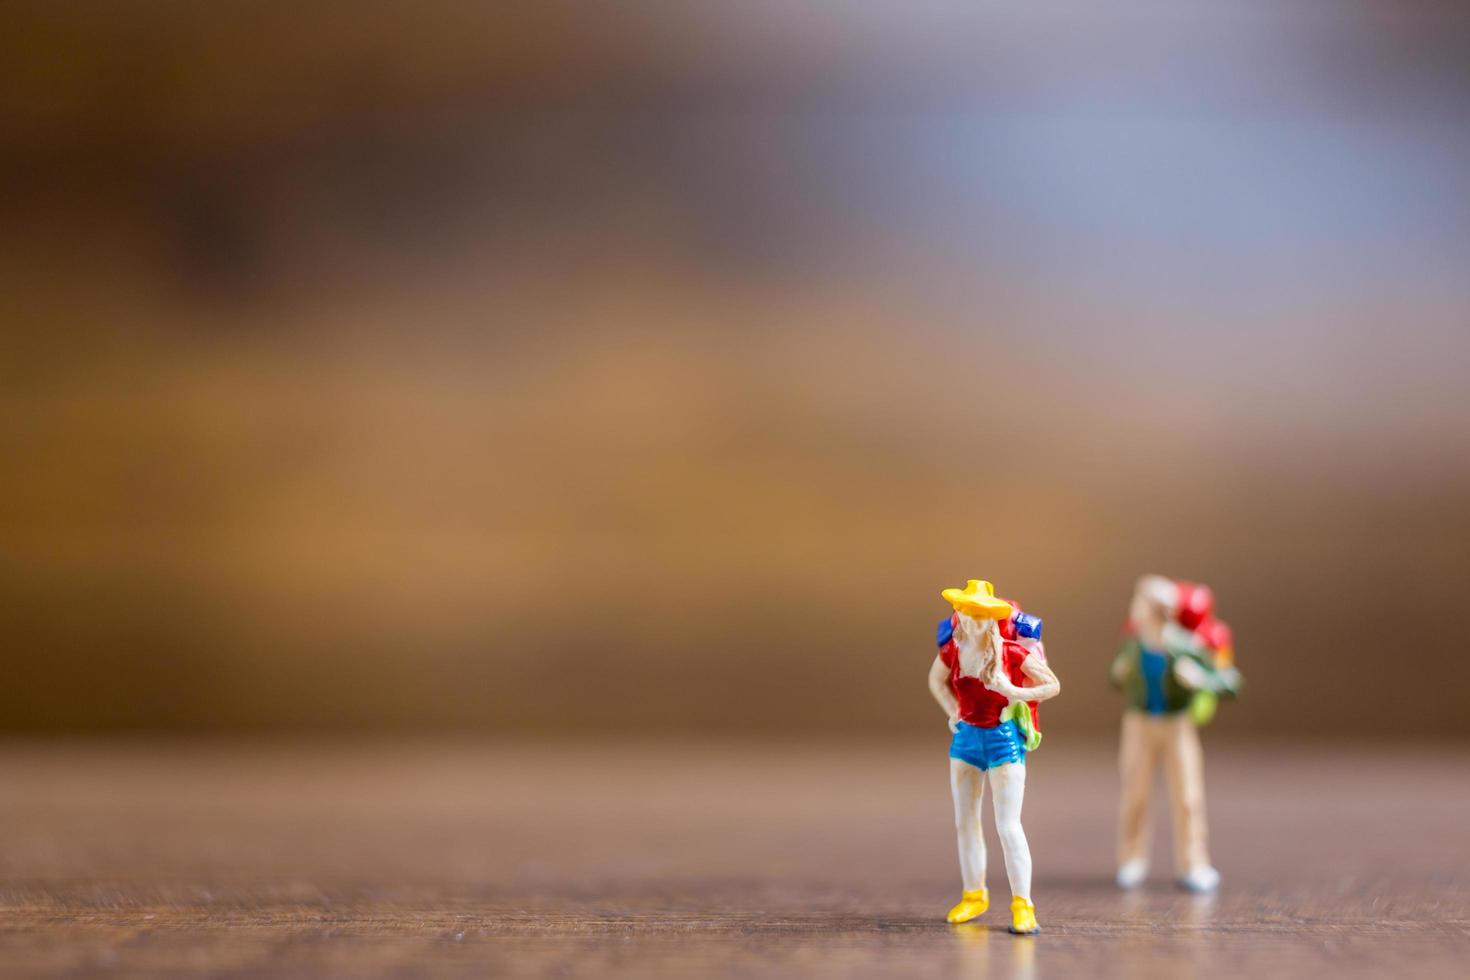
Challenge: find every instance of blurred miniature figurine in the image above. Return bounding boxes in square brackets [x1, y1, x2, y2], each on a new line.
[929, 580, 1061, 934]
[1110, 575, 1242, 893]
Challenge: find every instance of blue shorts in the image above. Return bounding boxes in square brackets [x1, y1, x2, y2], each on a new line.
[949, 719, 1027, 771]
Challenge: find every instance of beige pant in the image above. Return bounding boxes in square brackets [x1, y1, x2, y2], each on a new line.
[1118, 711, 1211, 874]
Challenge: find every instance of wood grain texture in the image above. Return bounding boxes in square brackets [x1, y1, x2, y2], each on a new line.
[0, 737, 1466, 977]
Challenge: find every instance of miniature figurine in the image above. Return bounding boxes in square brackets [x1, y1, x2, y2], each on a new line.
[929, 580, 1061, 934]
[1110, 575, 1242, 893]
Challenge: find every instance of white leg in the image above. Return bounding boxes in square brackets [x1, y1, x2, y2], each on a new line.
[988, 761, 1032, 901]
[949, 758, 987, 892]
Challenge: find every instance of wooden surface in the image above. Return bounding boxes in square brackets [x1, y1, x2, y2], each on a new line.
[0, 737, 1466, 978]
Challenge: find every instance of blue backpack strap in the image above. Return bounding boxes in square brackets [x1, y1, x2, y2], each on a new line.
[1012, 612, 1043, 640]
[936, 616, 955, 648]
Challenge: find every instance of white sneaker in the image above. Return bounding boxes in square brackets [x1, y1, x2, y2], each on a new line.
[1116, 858, 1148, 890]
[1178, 865, 1220, 893]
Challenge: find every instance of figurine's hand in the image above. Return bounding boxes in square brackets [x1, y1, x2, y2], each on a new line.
[947, 716, 961, 733]
[1173, 657, 1210, 691]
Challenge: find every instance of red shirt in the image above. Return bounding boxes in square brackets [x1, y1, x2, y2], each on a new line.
[939, 619, 1041, 729]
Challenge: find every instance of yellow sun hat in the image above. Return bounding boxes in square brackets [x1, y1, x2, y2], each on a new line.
[941, 579, 1014, 619]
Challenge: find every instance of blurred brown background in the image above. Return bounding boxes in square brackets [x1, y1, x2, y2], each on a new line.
[3, 1, 1469, 737]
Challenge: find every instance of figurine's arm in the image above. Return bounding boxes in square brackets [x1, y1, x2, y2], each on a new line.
[1109, 638, 1138, 688]
[1160, 622, 1239, 695]
[928, 655, 960, 724]
[988, 649, 1061, 703]
[1016, 651, 1061, 702]
[1173, 655, 1242, 697]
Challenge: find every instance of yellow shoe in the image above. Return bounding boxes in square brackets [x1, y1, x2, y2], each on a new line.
[1009, 896, 1039, 934]
[946, 888, 989, 924]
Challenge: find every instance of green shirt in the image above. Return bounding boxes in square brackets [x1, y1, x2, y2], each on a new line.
[1109, 632, 1241, 715]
